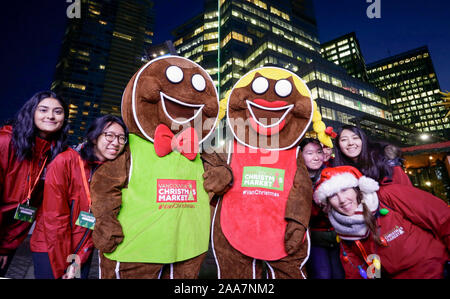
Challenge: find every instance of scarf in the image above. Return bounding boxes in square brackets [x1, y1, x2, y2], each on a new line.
[328, 192, 379, 241]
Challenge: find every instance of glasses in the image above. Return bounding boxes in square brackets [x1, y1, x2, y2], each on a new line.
[102, 132, 127, 144]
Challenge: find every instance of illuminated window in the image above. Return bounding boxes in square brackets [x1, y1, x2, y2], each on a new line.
[204, 43, 218, 52]
[63, 82, 86, 91]
[246, 0, 267, 10]
[113, 32, 133, 41]
[174, 38, 183, 47]
[270, 6, 290, 20]
[204, 32, 218, 41]
[89, 9, 100, 16]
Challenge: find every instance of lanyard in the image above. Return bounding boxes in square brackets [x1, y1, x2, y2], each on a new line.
[24, 156, 48, 206]
[77, 156, 92, 211]
[354, 240, 372, 266]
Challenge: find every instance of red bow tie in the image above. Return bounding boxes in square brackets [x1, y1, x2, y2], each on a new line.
[154, 124, 199, 160]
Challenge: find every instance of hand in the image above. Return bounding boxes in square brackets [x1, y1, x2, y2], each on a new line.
[284, 221, 306, 255]
[203, 166, 233, 195]
[0, 255, 8, 269]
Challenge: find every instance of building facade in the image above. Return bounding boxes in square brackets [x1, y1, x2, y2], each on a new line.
[321, 32, 369, 82]
[172, 0, 413, 145]
[367, 46, 449, 141]
[52, 0, 154, 144]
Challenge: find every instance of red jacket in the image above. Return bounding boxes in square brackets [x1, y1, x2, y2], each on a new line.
[0, 125, 52, 255]
[391, 165, 412, 186]
[340, 180, 450, 279]
[30, 148, 99, 278]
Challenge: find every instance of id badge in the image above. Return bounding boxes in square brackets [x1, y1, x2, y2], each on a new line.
[75, 211, 96, 230]
[14, 204, 37, 223]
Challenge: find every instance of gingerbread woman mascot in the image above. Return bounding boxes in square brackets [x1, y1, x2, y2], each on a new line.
[204, 66, 325, 279]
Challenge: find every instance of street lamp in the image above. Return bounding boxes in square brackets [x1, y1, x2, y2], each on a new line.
[420, 133, 430, 141]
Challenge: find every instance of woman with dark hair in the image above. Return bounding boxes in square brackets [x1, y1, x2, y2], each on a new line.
[30, 115, 128, 279]
[0, 90, 68, 277]
[314, 166, 449, 279]
[332, 125, 411, 185]
[300, 138, 344, 279]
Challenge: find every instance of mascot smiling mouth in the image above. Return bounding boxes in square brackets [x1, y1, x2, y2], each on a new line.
[246, 99, 293, 136]
[160, 92, 204, 125]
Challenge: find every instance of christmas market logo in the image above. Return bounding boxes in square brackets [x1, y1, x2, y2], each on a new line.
[241, 167, 285, 191]
[157, 179, 197, 203]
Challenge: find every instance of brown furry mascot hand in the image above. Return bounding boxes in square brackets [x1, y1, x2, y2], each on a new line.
[284, 220, 306, 255]
[202, 151, 233, 196]
[203, 166, 233, 195]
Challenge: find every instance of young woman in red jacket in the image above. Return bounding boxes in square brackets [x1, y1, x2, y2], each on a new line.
[0, 91, 68, 277]
[30, 115, 128, 279]
[314, 166, 449, 279]
[332, 125, 412, 186]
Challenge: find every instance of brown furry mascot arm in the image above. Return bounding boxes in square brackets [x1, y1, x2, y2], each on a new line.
[201, 149, 233, 202]
[91, 146, 131, 253]
[284, 152, 312, 254]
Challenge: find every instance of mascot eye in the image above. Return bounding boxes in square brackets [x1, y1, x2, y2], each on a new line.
[166, 65, 184, 84]
[274, 79, 292, 97]
[251, 77, 269, 94]
[191, 74, 206, 92]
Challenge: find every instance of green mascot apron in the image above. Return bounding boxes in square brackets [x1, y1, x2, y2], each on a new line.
[105, 134, 210, 263]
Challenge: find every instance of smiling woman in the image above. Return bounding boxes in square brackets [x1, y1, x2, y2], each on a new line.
[313, 165, 450, 279]
[331, 125, 393, 182]
[30, 114, 128, 279]
[0, 91, 69, 277]
[33, 97, 65, 139]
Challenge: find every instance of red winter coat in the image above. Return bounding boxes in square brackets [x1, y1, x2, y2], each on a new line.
[391, 165, 412, 186]
[0, 125, 52, 255]
[30, 148, 99, 278]
[340, 180, 450, 279]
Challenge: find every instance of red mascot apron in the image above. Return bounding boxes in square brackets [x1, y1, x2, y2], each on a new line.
[221, 140, 297, 261]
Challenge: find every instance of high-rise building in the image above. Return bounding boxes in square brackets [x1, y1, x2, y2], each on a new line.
[321, 32, 369, 82]
[172, 0, 414, 145]
[52, 0, 154, 144]
[367, 46, 449, 140]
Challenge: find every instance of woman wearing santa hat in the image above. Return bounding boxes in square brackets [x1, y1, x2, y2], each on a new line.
[314, 166, 449, 279]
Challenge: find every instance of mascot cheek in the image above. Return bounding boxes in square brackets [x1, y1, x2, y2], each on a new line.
[135, 75, 162, 104]
[291, 96, 312, 119]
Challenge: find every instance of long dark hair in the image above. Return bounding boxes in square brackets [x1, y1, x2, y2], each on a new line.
[355, 188, 383, 246]
[11, 90, 69, 161]
[332, 125, 392, 182]
[79, 115, 128, 162]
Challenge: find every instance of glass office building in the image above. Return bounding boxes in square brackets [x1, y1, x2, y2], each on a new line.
[51, 0, 154, 144]
[321, 32, 369, 82]
[172, 0, 414, 145]
[367, 46, 449, 140]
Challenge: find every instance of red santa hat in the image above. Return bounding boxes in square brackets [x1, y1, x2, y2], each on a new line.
[313, 166, 380, 207]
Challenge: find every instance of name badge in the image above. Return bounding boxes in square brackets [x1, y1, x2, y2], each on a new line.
[14, 204, 37, 223]
[75, 211, 96, 230]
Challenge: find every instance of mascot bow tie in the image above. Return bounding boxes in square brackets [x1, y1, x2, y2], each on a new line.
[154, 124, 199, 160]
